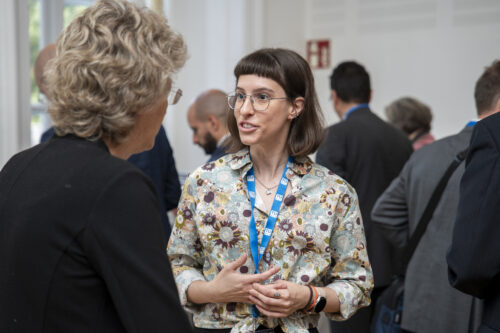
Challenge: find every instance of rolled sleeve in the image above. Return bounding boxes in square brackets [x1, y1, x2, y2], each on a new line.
[172, 262, 206, 309]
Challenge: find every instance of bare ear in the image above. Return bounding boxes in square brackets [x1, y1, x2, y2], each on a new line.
[331, 90, 337, 103]
[289, 97, 305, 120]
[206, 114, 219, 131]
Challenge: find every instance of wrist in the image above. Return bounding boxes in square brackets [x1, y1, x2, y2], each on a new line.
[311, 287, 327, 313]
[187, 280, 216, 304]
[301, 285, 314, 311]
[298, 285, 311, 310]
[204, 279, 218, 303]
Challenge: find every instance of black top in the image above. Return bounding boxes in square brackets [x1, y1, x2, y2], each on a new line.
[128, 126, 181, 241]
[0, 135, 193, 333]
[447, 112, 500, 332]
[42, 125, 182, 242]
[316, 107, 413, 287]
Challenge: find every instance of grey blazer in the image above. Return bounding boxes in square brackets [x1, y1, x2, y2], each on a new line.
[371, 126, 481, 333]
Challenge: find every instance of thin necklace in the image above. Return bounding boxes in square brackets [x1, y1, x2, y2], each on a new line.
[252, 158, 288, 195]
[254, 175, 280, 196]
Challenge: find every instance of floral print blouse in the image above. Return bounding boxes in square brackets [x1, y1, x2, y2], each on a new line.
[167, 149, 373, 333]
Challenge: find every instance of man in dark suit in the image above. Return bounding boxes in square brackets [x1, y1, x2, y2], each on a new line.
[447, 60, 500, 333]
[187, 89, 230, 162]
[316, 61, 413, 332]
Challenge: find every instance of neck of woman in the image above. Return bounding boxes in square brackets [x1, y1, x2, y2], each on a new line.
[250, 145, 289, 183]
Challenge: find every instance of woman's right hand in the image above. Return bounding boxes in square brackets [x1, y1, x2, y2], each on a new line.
[187, 253, 281, 304]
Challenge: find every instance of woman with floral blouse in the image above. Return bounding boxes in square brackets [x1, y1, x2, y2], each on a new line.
[168, 48, 373, 333]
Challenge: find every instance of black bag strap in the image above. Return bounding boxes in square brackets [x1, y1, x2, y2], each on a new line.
[401, 148, 469, 270]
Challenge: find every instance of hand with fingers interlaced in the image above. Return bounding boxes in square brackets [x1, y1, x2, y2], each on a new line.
[186, 253, 281, 304]
[248, 280, 310, 318]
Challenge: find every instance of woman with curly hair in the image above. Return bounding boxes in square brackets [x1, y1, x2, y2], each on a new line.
[168, 48, 373, 333]
[0, 1, 192, 332]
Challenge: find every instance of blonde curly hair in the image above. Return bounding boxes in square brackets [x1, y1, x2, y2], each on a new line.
[46, 0, 187, 144]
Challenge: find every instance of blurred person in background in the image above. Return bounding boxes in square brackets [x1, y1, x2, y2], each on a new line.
[448, 60, 500, 333]
[372, 60, 500, 333]
[316, 61, 413, 333]
[385, 96, 435, 151]
[187, 89, 231, 162]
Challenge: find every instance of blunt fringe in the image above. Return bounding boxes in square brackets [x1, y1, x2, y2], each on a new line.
[46, 0, 187, 145]
[226, 48, 324, 158]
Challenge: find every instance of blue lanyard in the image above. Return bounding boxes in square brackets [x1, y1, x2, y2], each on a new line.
[343, 103, 369, 120]
[247, 156, 292, 272]
[247, 156, 292, 317]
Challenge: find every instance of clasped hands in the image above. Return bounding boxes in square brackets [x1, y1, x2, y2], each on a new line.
[206, 253, 309, 318]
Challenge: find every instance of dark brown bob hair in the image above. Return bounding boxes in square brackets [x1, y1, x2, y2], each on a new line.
[226, 48, 324, 158]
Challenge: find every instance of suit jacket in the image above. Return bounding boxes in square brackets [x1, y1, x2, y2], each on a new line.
[0, 135, 193, 333]
[372, 126, 479, 333]
[43, 126, 182, 242]
[316, 107, 413, 287]
[448, 112, 500, 333]
[129, 126, 181, 241]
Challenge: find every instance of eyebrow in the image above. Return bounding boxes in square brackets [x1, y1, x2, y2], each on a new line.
[235, 86, 276, 94]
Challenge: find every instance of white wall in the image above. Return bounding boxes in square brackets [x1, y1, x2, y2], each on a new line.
[166, 0, 311, 174]
[165, 0, 260, 174]
[2, 0, 499, 173]
[303, 0, 500, 137]
[166, 0, 500, 175]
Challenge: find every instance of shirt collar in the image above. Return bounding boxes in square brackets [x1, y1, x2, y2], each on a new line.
[228, 148, 313, 177]
[343, 103, 369, 120]
[217, 133, 231, 147]
[465, 119, 478, 127]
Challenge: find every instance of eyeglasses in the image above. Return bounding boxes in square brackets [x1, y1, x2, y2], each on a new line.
[168, 88, 183, 105]
[227, 92, 288, 112]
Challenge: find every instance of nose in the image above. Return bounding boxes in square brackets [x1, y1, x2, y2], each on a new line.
[192, 133, 199, 144]
[239, 95, 254, 116]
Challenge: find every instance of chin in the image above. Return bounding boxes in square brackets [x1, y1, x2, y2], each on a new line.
[239, 135, 258, 147]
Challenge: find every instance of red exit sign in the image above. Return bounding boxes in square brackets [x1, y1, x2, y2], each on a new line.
[306, 40, 330, 69]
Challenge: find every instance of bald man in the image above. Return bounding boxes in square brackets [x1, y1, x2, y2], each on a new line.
[34, 43, 56, 98]
[187, 89, 230, 162]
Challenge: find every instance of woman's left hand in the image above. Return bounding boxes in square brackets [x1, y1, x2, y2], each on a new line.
[249, 280, 310, 318]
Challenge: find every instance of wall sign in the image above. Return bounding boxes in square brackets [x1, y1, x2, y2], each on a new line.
[306, 39, 330, 69]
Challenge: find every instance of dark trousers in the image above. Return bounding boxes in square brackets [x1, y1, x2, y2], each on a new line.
[195, 325, 318, 333]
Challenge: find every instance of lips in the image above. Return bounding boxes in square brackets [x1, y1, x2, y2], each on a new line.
[238, 121, 257, 132]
